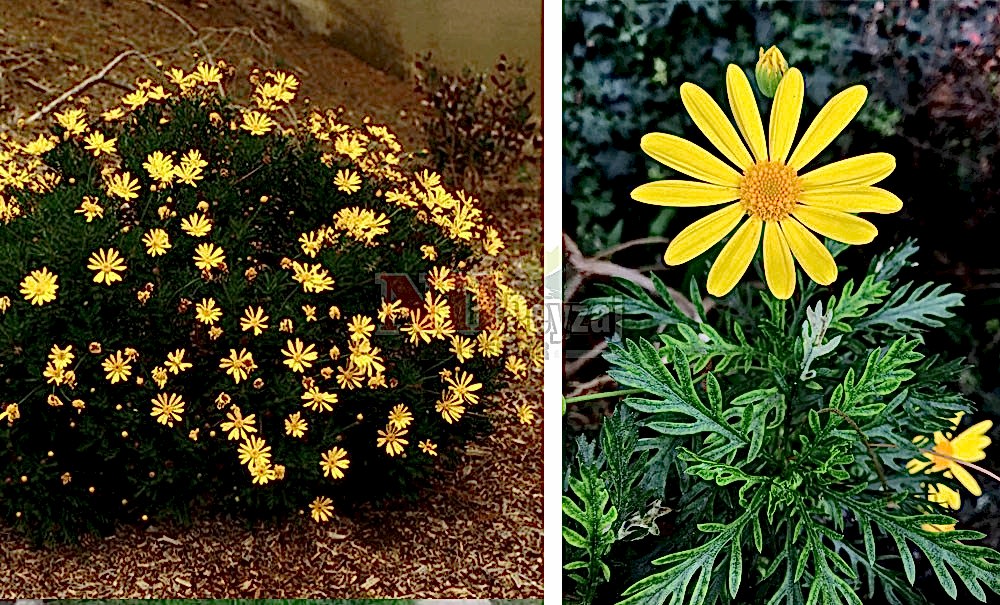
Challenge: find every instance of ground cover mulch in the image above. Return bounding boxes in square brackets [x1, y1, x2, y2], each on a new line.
[0, 0, 543, 597]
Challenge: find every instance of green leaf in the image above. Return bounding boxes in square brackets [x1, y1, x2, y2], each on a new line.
[582, 274, 697, 332]
[618, 492, 764, 605]
[563, 436, 619, 605]
[828, 491, 1000, 601]
[605, 339, 749, 450]
[828, 275, 891, 332]
[855, 282, 963, 334]
[601, 405, 651, 529]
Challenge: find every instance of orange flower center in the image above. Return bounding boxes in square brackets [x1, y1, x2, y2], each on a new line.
[929, 439, 955, 470]
[739, 161, 801, 222]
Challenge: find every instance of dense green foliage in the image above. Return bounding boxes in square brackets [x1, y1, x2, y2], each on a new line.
[563, 242, 1000, 604]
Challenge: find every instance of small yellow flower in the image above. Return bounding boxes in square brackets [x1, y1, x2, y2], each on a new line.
[281, 338, 318, 373]
[240, 306, 269, 335]
[319, 447, 350, 479]
[444, 368, 482, 405]
[221, 405, 257, 441]
[907, 415, 993, 496]
[164, 349, 192, 374]
[418, 439, 438, 456]
[195, 298, 222, 324]
[20, 267, 59, 305]
[387, 404, 412, 429]
[75, 196, 105, 222]
[102, 350, 132, 384]
[347, 314, 375, 341]
[83, 131, 117, 156]
[181, 212, 212, 237]
[334, 169, 362, 194]
[219, 348, 256, 384]
[420, 245, 438, 261]
[54, 107, 87, 136]
[284, 412, 308, 438]
[142, 228, 171, 256]
[106, 172, 140, 200]
[193, 242, 226, 271]
[48, 344, 75, 370]
[309, 496, 334, 522]
[450, 335, 475, 363]
[376, 425, 409, 456]
[240, 110, 276, 135]
[516, 403, 535, 424]
[150, 392, 185, 427]
[435, 392, 465, 424]
[143, 151, 176, 186]
[237, 435, 271, 468]
[151, 366, 168, 389]
[302, 305, 317, 322]
[87, 248, 127, 285]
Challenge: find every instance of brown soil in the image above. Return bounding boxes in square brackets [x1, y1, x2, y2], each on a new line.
[0, 0, 542, 597]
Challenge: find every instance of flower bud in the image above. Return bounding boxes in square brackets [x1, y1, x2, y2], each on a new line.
[755, 46, 788, 98]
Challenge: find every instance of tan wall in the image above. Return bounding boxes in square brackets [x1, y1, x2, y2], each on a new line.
[276, 0, 541, 87]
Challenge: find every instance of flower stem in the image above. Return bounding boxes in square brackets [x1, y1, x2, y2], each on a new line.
[563, 388, 644, 405]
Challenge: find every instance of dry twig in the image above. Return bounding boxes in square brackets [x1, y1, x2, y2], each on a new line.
[25, 50, 137, 123]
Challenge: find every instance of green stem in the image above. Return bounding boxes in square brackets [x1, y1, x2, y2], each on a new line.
[563, 388, 645, 405]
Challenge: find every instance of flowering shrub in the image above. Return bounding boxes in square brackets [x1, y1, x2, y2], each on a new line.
[563, 51, 999, 604]
[0, 62, 540, 543]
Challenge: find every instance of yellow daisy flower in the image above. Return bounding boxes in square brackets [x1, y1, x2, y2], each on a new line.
[237, 435, 271, 468]
[220, 405, 257, 441]
[102, 350, 132, 384]
[20, 267, 59, 305]
[164, 348, 192, 374]
[150, 392, 185, 427]
[309, 496, 334, 522]
[240, 110, 275, 135]
[435, 393, 465, 424]
[334, 168, 362, 194]
[631, 65, 901, 299]
[106, 172, 140, 200]
[418, 439, 438, 456]
[319, 447, 350, 479]
[240, 306, 269, 335]
[195, 298, 222, 324]
[181, 212, 212, 237]
[219, 348, 256, 384]
[376, 425, 408, 456]
[281, 338, 318, 373]
[284, 412, 308, 438]
[142, 228, 171, 256]
[87, 248, 127, 285]
[83, 131, 117, 156]
[193, 242, 226, 271]
[907, 415, 993, 496]
[387, 403, 413, 429]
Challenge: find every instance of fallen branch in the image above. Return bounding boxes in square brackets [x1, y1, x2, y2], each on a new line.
[25, 50, 136, 123]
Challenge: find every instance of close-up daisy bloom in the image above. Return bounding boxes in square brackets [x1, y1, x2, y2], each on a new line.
[19, 267, 59, 305]
[631, 65, 901, 299]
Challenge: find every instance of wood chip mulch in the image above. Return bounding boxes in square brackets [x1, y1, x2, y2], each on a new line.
[0, 398, 542, 598]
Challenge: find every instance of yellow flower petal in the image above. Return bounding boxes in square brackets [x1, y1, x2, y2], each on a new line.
[706, 217, 762, 297]
[907, 457, 933, 474]
[640, 133, 743, 187]
[787, 85, 868, 171]
[951, 420, 992, 462]
[763, 222, 795, 300]
[631, 180, 739, 207]
[767, 67, 804, 164]
[664, 203, 745, 265]
[726, 65, 767, 163]
[791, 205, 877, 245]
[798, 186, 903, 214]
[680, 82, 754, 170]
[799, 153, 896, 189]
[780, 218, 837, 285]
[950, 463, 982, 497]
